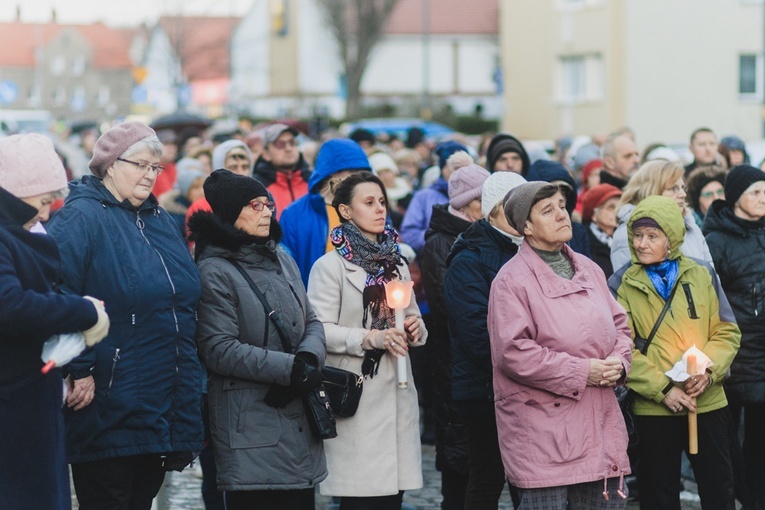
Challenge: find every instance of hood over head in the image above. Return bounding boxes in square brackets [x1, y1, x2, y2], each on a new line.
[627, 195, 686, 263]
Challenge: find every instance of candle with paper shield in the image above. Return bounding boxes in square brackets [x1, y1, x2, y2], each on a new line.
[384, 279, 414, 388]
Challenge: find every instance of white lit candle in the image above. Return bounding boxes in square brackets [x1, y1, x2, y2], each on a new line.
[384, 280, 414, 388]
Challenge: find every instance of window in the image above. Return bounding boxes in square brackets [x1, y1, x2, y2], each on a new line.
[27, 85, 41, 107]
[51, 55, 65, 76]
[557, 54, 603, 103]
[97, 86, 110, 107]
[739, 54, 762, 99]
[53, 85, 66, 105]
[72, 55, 86, 76]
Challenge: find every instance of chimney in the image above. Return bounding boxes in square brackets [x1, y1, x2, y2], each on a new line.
[51, 8, 57, 23]
[15, 5, 20, 22]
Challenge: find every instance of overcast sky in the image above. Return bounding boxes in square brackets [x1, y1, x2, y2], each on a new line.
[0, 0, 255, 27]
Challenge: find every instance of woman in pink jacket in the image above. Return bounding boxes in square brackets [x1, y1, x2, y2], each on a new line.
[487, 182, 633, 509]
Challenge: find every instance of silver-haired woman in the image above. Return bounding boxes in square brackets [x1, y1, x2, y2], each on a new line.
[48, 122, 204, 510]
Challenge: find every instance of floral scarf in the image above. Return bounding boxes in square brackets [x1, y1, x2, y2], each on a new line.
[330, 222, 404, 376]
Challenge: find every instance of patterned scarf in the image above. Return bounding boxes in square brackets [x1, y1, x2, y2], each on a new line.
[644, 258, 679, 301]
[331, 222, 404, 376]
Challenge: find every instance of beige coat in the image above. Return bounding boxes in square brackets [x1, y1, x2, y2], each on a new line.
[308, 250, 427, 497]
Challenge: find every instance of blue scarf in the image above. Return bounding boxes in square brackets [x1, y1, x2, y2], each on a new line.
[644, 259, 679, 301]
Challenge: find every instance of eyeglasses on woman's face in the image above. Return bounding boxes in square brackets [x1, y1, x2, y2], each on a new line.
[249, 199, 276, 213]
[117, 157, 164, 175]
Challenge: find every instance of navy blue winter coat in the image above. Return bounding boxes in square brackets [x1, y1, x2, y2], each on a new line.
[443, 219, 518, 415]
[47, 176, 204, 463]
[0, 186, 97, 509]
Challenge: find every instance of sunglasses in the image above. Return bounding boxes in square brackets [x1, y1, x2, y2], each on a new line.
[250, 200, 276, 213]
[700, 188, 725, 199]
[271, 139, 298, 150]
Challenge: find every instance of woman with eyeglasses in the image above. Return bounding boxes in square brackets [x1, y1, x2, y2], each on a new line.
[188, 170, 327, 509]
[685, 166, 727, 229]
[610, 160, 714, 272]
[703, 165, 765, 509]
[47, 122, 205, 510]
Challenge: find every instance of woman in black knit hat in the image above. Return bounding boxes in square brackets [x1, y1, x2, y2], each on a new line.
[189, 169, 328, 509]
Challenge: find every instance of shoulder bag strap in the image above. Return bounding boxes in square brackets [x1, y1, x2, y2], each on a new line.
[224, 258, 293, 355]
[640, 280, 681, 355]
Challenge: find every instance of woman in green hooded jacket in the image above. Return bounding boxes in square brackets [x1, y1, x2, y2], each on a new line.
[609, 195, 740, 510]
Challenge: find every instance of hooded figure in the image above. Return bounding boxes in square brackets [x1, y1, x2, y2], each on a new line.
[526, 160, 590, 257]
[280, 139, 371, 287]
[485, 133, 530, 176]
[609, 195, 740, 510]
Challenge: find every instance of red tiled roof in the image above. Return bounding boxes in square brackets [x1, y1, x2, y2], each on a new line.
[159, 16, 240, 81]
[0, 21, 136, 68]
[384, 0, 498, 35]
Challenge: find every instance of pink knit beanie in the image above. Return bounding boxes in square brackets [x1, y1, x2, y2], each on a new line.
[0, 134, 68, 198]
[89, 121, 156, 177]
[449, 163, 490, 209]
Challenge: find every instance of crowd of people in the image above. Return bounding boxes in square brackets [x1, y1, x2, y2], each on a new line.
[2, 118, 763, 510]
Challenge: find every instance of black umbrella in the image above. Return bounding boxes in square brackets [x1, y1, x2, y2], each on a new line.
[150, 111, 212, 133]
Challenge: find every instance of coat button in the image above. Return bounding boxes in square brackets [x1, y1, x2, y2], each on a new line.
[612, 465, 618, 472]
[229, 382, 234, 387]
[293, 322, 297, 326]
[277, 269, 282, 275]
[554, 402, 560, 407]
[299, 427, 303, 432]
[573, 391, 579, 396]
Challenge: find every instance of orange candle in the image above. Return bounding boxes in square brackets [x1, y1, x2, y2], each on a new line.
[687, 354, 698, 454]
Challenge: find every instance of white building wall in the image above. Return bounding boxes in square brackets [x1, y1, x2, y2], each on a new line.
[297, 0, 342, 95]
[142, 28, 182, 113]
[230, 0, 271, 102]
[624, 0, 763, 144]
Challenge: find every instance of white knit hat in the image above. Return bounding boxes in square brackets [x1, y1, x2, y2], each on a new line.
[481, 171, 527, 219]
[0, 134, 68, 198]
[368, 152, 399, 175]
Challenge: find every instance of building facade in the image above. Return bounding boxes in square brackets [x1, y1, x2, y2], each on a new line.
[501, 0, 764, 144]
[0, 20, 142, 121]
[230, 0, 501, 120]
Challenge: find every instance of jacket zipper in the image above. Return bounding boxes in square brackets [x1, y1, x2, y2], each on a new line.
[135, 211, 181, 438]
[107, 347, 121, 396]
[753, 284, 759, 317]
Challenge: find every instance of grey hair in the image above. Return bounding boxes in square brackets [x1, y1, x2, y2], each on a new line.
[121, 136, 163, 159]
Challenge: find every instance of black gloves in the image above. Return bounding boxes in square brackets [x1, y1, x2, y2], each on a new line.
[265, 352, 322, 408]
[290, 352, 322, 394]
[161, 451, 198, 472]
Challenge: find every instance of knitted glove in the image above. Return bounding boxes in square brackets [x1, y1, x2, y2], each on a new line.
[82, 296, 109, 346]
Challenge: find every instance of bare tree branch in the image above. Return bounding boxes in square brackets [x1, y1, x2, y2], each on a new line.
[317, 0, 401, 118]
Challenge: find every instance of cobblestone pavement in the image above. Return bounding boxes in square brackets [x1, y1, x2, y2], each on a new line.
[72, 444, 711, 509]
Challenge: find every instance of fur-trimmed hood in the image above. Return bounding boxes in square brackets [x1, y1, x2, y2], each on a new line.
[187, 210, 282, 262]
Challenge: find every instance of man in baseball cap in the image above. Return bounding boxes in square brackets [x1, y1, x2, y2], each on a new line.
[253, 123, 311, 218]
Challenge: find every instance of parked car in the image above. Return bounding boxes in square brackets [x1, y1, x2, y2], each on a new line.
[340, 118, 455, 140]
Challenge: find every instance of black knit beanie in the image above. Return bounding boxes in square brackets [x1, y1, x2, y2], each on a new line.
[204, 169, 269, 225]
[725, 165, 765, 208]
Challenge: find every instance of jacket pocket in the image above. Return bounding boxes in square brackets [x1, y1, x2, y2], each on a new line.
[223, 380, 281, 449]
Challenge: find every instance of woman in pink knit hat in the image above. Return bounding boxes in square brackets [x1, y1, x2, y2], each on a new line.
[0, 133, 110, 510]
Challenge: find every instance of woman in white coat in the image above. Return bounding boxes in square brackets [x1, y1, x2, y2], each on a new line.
[308, 172, 427, 510]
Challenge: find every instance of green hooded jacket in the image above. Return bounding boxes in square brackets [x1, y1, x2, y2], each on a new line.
[611, 195, 740, 416]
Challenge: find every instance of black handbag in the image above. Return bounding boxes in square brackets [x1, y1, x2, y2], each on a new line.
[618, 280, 680, 446]
[322, 365, 363, 418]
[225, 258, 338, 440]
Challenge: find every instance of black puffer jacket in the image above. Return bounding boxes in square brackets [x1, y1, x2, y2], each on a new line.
[443, 219, 519, 415]
[420, 204, 471, 473]
[703, 200, 765, 403]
